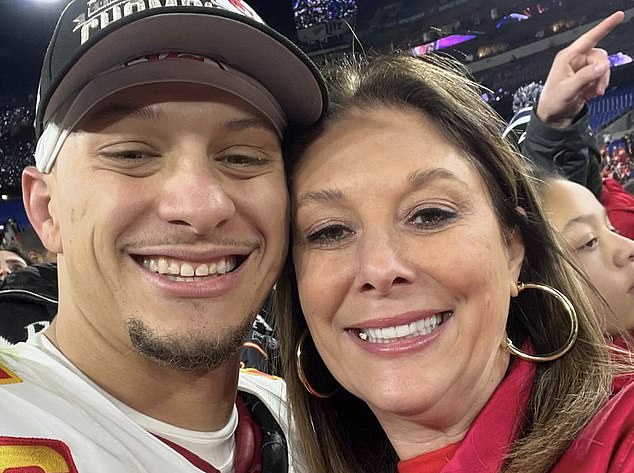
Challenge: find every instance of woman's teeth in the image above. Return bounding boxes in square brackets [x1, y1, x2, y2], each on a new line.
[357, 311, 451, 343]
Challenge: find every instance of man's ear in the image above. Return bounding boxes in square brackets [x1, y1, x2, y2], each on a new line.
[27, 250, 45, 264]
[22, 166, 62, 254]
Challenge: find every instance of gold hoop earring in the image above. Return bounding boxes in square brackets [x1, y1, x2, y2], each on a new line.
[506, 282, 579, 363]
[296, 330, 338, 399]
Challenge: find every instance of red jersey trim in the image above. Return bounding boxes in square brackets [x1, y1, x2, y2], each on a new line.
[0, 363, 22, 384]
[0, 436, 79, 472]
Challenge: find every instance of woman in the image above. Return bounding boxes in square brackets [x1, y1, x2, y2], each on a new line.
[276, 53, 634, 473]
[539, 175, 634, 335]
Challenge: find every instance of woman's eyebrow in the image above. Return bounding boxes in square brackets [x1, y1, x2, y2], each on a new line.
[407, 167, 469, 190]
[295, 188, 344, 209]
[562, 213, 598, 232]
[296, 168, 469, 210]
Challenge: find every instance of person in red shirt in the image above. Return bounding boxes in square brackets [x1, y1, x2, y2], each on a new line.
[602, 175, 634, 240]
[540, 176, 634, 335]
[276, 12, 634, 473]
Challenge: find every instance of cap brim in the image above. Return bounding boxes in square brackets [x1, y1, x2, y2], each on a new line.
[40, 7, 327, 135]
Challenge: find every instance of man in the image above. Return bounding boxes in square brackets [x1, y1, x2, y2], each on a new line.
[0, 246, 28, 281]
[0, 1, 326, 471]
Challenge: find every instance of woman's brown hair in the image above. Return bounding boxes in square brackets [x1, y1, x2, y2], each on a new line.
[276, 53, 614, 473]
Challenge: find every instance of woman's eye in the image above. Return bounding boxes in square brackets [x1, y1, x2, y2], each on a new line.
[409, 207, 457, 229]
[578, 237, 599, 251]
[306, 224, 351, 246]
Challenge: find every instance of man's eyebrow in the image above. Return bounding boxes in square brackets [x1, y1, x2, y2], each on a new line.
[84, 104, 277, 134]
[82, 103, 159, 125]
[4, 256, 25, 263]
[222, 117, 278, 135]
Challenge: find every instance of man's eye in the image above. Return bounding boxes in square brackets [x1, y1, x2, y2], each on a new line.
[306, 224, 351, 246]
[9, 262, 26, 271]
[409, 207, 457, 229]
[218, 154, 266, 167]
[100, 150, 155, 160]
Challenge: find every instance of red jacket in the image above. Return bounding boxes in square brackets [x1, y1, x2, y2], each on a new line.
[410, 357, 634, 472]
[602, 176, 634, 241]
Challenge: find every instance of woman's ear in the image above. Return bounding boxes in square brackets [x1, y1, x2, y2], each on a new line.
[505, 231, 525, 298]
[22, 166, 62, 254]
[507, 207, 528, 297]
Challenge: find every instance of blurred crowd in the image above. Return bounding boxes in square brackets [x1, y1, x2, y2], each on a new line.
[293, 0, 358, 29]
[0, 3, 633, 472]
[0, 98, 36, 196]
[602, 132, 634, 185]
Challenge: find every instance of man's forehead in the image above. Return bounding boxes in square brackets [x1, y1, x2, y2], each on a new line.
[79, 86, 280, 135]
[0, 251, 24, 262]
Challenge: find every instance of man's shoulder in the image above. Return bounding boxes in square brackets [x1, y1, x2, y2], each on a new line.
[0, 339, 80, 405]
[238, 368, 287, 407]
[0, 341, 223, 471]
[0, 339, 48, 377]
[239, 367, 284, 385]
[238, 368, 291, 432]
[238, 369, 305, 473]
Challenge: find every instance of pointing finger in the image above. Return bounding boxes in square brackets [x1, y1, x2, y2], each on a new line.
[567, 11, 624, 55]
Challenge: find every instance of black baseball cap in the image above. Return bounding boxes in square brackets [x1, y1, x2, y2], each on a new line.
[34, 0, 328, 171]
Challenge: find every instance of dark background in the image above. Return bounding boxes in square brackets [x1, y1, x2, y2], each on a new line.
[1, 0, 632, 206]
[0, 0, 299, 103]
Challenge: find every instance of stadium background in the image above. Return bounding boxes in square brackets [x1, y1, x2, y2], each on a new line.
[1, 0, 633, 240]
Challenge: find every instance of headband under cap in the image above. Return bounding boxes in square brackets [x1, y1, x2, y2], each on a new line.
[34, 55, 287, 173]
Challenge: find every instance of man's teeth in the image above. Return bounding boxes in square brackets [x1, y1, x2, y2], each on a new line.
[357, 312, 449, 343]
[142, 256, 236, 279]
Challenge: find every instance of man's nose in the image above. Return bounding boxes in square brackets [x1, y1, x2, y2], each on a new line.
[156, 156, 237, 235]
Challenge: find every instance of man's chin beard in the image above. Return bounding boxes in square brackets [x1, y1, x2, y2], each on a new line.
[126, 315, 254, 372]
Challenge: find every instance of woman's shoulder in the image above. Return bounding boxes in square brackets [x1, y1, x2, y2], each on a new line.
[552, 377, 634, 472]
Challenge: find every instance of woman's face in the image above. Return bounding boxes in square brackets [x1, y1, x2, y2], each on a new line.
[292, 107, 525, 442]
[543, 179, 634, 334]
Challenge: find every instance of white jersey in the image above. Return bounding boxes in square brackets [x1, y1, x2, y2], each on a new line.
[0, 334, 300, 472]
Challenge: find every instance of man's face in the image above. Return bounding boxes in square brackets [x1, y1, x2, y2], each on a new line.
[41, 83, 288, 369]
[0, 249, 27, 281]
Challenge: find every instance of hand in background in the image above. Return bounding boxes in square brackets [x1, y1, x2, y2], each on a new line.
[536, 11, 625, 128]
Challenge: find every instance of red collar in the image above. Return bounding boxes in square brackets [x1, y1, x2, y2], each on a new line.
[400, 351, 634, 473]
[440, 358, 535, 472]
